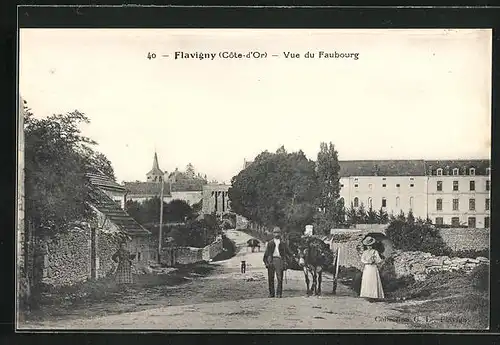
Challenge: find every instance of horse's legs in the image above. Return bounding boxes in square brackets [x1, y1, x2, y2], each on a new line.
[317, 267, 322, 296]
[303, 267, 310, 295]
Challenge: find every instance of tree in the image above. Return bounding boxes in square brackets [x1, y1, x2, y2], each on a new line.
[334, 198, 347, 226]
[357, 203, 368, 223]
[407, 210, 415, 224]
[24, 104, 114, 236]
[126, 198, 194, 225]
[386, 213, 451, 256]
[366, 207, 378, 224]
[164, 199, 194, 222]
[376, 207, 389, 224]
[345, 203, 358, 226]
[315, 142, 341, 228]
[228, 147, 320, 233]
[186, 163, 196, 178]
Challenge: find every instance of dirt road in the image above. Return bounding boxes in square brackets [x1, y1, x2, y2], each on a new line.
[22, 230, 409, 330]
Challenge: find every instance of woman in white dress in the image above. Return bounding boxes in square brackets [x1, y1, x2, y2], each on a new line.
[359, 236, 385, 300]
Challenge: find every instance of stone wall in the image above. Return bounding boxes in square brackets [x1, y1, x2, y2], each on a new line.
[42, 228, 92, 287]
[40, 223, 145, 287]
[202, 238, 223, 261]
[96, 231, 120, 279]
[353, 224, 388, 232]
[392, 249, 489, 282]
[160, 238, 224, 266]
[329, 229, 381, 270]
[439, 227, 489, 251]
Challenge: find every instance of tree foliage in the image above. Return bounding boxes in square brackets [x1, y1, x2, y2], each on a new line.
[125, 197, 195, 226]
[366, 207, 378, 224]
[167, 214, 220, 247]
[24, 102, 115, 235]
[312, 142, 344, 233]
[376, 207, 389, 224]
[316, 142, 341, 212]
[385, 212, 451, 256]
[228, 146, 320, 233]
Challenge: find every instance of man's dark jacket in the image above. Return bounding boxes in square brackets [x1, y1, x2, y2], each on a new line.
[263, 239, 293, 268]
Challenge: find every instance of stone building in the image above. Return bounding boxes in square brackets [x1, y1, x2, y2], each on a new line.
[339, 160, 429, 221]
[426, 160, 491, 228]
[124, 153, 207, 206]
[202, 184, 231, 215]
[37, 173, 153, 287]
[146, 152, 163, 182]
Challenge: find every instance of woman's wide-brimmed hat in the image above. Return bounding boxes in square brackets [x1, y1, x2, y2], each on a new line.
[362, 236, 376, 246]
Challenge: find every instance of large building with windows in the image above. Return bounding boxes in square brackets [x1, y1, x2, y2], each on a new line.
[338, 159, 490, 228]
[426, 160, 490, 228]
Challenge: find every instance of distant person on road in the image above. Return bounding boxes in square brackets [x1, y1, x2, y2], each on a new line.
[359, 236, 385, 301]
[263, 226, 293, 298]
[112, 242, 136, 286]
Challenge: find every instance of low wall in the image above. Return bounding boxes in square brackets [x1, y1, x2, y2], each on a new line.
[354, 224, 388, 232]
[392, 250, 489, 282]
[439, 228, 489, 251]
[175, 247, 204, 265]
[202, 239, 223, 261]
[161, 239, 224, 266]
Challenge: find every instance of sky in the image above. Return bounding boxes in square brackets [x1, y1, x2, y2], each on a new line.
[19, 29, 492, 184]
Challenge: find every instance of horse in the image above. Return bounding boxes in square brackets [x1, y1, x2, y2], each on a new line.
[292, 236, 336, 296]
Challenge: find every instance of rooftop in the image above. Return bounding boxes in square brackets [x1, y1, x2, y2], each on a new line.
[338, 160, 427, 177]
[86, 172, 126, 192]
[86, 179, 150, 236]
[124, 181, 173, 196]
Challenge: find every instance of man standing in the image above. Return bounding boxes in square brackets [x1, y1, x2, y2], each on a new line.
[263, 226, 292, 298]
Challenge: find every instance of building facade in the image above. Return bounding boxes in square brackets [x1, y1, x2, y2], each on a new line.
[124, 153, 206, 206]
[426, 160, 490, 228]
[338, 159, 490, 228]
[202, 184, 231, 215]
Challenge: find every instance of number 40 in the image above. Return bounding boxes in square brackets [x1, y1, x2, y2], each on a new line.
[147, 52, 156, 60]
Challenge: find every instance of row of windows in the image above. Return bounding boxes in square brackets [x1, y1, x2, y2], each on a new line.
[435, 198, 489, 211]
[352, 196, 413, 209]
[351, 196, 490, 212]
[435, 167, 489, 176]
[348, 183, 416, 188]
[435, 216, 489, 228]
[342, 180, 491, 191]
[436, 180, 490, 192]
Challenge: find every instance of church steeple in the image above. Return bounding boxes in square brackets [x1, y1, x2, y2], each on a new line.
[146, 152, 164, 182]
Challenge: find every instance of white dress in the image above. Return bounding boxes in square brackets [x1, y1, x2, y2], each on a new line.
[359, 249, 385, 299]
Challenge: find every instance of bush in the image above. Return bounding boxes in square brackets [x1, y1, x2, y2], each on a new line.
[386, 213, 451, 256]
[470, 264, 489, 292]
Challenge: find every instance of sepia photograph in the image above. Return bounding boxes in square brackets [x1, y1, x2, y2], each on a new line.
[17, 28, 491, 330]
